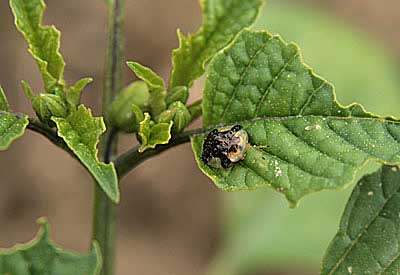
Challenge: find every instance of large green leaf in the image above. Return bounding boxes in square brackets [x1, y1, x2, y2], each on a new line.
[0, 87, 28, 150]
[52, 105, 119, 203]
[169, 0, 264, 88]
[209, 2, 400, 273]
[0, 218, 101, 275]
[127, 61, 166, 117]
[192, 29, 400, 206]
[321, 165, 400, 275]
[10, 0, 65, 92]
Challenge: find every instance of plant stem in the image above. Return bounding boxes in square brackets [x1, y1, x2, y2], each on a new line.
[115, 134, 191, 178]
[93, 0, 124, 275]
[115, 126, 215, 178]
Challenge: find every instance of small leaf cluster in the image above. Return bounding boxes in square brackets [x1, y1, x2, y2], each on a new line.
[4, 0, 119, 203]
[108, 0, 265, 152]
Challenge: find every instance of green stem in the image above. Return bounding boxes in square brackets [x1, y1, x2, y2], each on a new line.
[92, 185, 117, 275]
[115, 126, 214, 178]
[115, 133, 191, 178]
[93, 0, 124, 275]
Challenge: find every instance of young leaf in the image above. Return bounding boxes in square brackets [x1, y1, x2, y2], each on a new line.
[52, 105, 119, 203]
[127, 61, 166, 117]
[138, 113, 172, 153]
[166, 86, 189, 106]
[66, 78, 93, 108]
[109, 81, 148, 133]
[191, 29, 400, 206]
[170, 0, 264, 88]
[10, 0, 65, 92]
[31, 93, 68, 126]
[157, 101, 191, 133]
[0, 218, 101, 275]
[0, 87, 28, 150]
[321, 165, 400, 275]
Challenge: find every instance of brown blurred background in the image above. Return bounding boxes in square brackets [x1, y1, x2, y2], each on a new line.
[0, 0, 400, 274]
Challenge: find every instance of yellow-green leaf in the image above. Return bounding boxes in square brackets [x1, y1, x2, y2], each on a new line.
[10, 0, 65, 92]
[66, 78, 93, 108]
[52, 105, 119, 203]
[138, 113, 172, 153]
[169, 0, 264, 88]
[157, 101, 191, 134]
[0, 86, 28, 150]
[126, 61, 166, 117]
[109, 81, 148, 133]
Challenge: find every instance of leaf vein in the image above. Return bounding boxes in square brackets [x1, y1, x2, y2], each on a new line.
[219, 36, 274, 120]
[298, 81, 328, 115]
[253, 52, 300, 116]
[280, 121, 356, 168]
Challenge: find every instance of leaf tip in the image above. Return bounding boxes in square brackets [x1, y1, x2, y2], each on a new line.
[36, 217, 50, 241]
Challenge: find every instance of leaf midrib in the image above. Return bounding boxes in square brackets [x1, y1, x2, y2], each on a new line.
[196, 115, 400, 137]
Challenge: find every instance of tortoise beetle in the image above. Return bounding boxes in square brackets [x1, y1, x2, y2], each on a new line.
[201, 125, 249, 168]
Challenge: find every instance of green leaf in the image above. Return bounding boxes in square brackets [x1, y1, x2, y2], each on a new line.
[126, 61, 166, 117]
[169, 0, 264, 88]
[192, 29, 400, 206]
[209, 3, 400, 274]
[157, 101, 191, 133]
[166, 86, 189, 106]
[209, 2, 400, 273]
[321, 165, 400, 275]
[66, 78, 93, 108]
[31, 93, 68, 126]
[52, 105, 119, 203]
[0, 113, 29, 151]
[138, 113, 172, 153]
[10, 0, 65, 92]
[109, 81, 148, 133]
[0, 87, 28, 151]
[0, 218, 101, 275]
